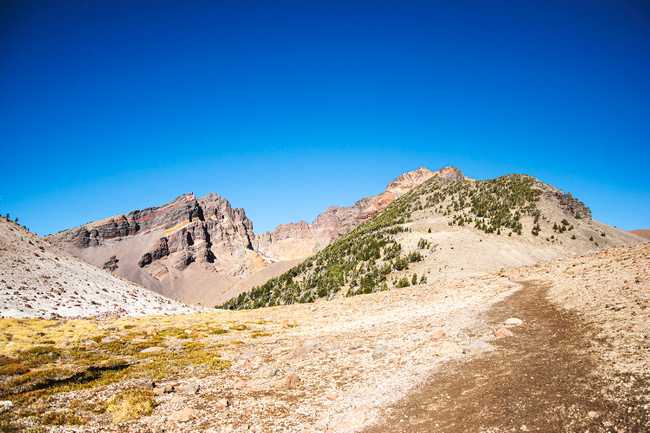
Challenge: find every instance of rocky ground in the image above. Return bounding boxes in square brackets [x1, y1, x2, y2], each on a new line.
[0, 219, 193, 318]
[1, 243, 648, 432]
[366, 244, 650, 432]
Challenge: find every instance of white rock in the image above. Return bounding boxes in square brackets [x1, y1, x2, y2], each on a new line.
[178, 382, 200, 395]
[504, 317, 524, 327]
[0, 400, 13, 413]
[587, 410, 600, 419]
[140, 346, 165, 354]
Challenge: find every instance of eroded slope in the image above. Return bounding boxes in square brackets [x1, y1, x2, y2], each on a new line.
[0, 218, 192, 318]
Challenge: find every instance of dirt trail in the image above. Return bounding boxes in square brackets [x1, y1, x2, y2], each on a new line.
[365, 280, 649, 433]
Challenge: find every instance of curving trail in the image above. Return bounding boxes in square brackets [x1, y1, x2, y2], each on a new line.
[365, 280, 649, 433]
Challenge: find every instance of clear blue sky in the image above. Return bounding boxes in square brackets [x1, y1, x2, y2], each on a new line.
[1, 0, 649, 235]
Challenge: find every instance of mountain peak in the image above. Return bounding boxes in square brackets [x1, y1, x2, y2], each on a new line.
[385, 166, 463, 196]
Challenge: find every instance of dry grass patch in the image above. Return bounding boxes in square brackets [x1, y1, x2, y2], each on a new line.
[106, 387, 155, 423]
[0, 311, 273, 430]
[41, 409, 86, 426]
[250, 331, 272, 338]
[229, 323, 248, 331]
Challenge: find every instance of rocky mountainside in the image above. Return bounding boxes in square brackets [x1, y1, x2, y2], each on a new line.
[224, 173, 645, 309]
[0, 217, 192, 318]
[48, 167, 442, 306]
[48, 193, 261, 306]
[630, 229, 650, 240]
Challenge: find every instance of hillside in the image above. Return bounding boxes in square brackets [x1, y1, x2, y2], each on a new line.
[0, 218, 193, 318]
[47, 168, 443, 306]
[224, 173, 643, 309]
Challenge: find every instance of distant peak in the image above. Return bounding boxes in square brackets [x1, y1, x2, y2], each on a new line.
[386, 165, 463, 194]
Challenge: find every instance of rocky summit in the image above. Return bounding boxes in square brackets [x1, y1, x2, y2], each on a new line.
[48, 167, 448, 306]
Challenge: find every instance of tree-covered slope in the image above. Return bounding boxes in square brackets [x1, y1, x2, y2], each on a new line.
[222, 173, 560, 310]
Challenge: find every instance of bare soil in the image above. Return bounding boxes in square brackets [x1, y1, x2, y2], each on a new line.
[365, 280, 650, 433]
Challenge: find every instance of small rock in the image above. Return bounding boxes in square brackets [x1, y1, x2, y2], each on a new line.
[285, 372, 301, 389]
[504, 317, 524, 327]
[178, 382, 200, 395]
[495, 327, 514, 338]
[0, 400, 13, 413]
[140, 346, 165, 354]
[169, 407, 197, 422]
[153, 383, 175, 395]
[372, 348, 386, 360]
[214, 397, 230, 409]
[431, 329, 446, 340]
[587, 410, 600, 419]
[81, 339, 98, 348]
[256, 364, 279, 379]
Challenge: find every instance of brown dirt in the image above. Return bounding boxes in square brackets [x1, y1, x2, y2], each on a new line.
[365, 280, 650, 433]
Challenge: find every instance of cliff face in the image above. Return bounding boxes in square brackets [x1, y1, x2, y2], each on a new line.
[48, 167, 461, 306]
[48, 193, 259, 306]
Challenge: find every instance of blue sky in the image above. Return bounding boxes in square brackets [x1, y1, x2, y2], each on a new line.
[1, 0, 649, 235]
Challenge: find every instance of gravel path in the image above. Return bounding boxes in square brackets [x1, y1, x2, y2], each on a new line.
[365, 279, 650, 433]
